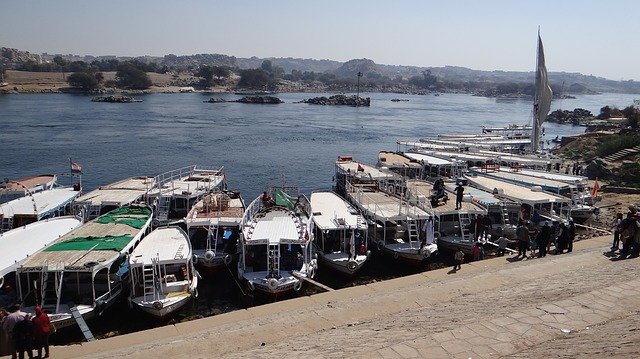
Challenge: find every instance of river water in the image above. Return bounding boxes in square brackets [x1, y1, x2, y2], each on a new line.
[2, 91, 637, 202]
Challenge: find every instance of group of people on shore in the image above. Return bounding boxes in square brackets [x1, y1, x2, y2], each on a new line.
[1, 304, 51, 359]
[494, 219, 576, 259]
[610, 206, 640, 259]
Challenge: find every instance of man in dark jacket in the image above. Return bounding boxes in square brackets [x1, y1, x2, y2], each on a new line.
[537, 221, 552, 257]
[12, 313, 33, 359]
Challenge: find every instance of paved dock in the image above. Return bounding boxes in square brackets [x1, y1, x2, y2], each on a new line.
[51, 235, 640, 358]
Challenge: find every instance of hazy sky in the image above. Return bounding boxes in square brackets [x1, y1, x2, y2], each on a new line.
[1, 0, 638, 80]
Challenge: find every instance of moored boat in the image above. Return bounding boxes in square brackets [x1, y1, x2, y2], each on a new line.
[238, 187, 315, 297]
[185, 190, 245, 272]
[128, 226, 198, 318]
[335, 157, 436, 265]
[406, 179, 486, 255]
[15, 205, 153, 330]
[310, 191, 369, 277]
[147, 165, 226, 225]
[73, 176, 155, 221]
[0, 174, 57, 203]
[0, 216, 83, 295]
[0, 182, 81, 232]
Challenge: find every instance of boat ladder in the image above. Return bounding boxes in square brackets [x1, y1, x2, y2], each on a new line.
[500, 203, 511, 226]
[156, 195, 171, 222]
[142, 260, 158, 301]
[70, 305, 95, 342]
[458, 213, 473, 240]
[268, 244, 280, 277]
[406, 218, 420, 247]
[40, 268, 64, 312]
[207, 224, 219, 253]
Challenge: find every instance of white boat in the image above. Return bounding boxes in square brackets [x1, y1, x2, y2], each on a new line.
[468, 167, 596, 223]
[464, 174, 571, 224]
[444, 182, 519, 240]
[238, 187, 315, 296]
[0, 216, 82, 291]
[0, 183, 81, 232]
[128, 226, 197, 318]
[335, 157, 436, 264]
[74, 176, 156, 221]
[185, 190, 245, 271]
[15, 205, 153, 330]
[0, 174, 57, 203]
[147, 165, 226, 225]
[310, 191, 369, 277]
[406, 179, 486, 255]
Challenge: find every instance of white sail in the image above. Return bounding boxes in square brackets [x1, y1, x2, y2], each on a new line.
[531, 32, 553, 152]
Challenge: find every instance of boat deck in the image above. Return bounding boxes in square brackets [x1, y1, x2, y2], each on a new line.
[471, 167, 573, 189]
[465, 175, 569, 205]
[130, 227, 190, 265]
[20, 208, 152, 271]
[245, 208, 304, 245]
[150, 173, 225, 198]
[377, 151, 421, 169]
[75, 177, 154, 206]
[404, 152, 455, 166]
[336, 160, 398, 181]
[0, 187, 79, 217]
[1, 216, 82, 277]
[406, 180, 484, 214]
[310, 192, 365, 231]
[186, 195, 244, 227]
[349, 190, 430, 221]
[0, 174, 56, 196]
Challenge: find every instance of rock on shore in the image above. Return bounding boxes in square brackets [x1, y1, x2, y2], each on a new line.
[91, 95, 142, 103]
[302, 94, 370, 107]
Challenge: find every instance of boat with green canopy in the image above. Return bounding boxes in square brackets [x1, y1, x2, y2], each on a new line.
[15, 204, 153, 330]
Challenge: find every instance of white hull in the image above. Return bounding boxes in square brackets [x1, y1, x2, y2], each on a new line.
[317, 252, 368, 276]
[378, 241, 438, 262]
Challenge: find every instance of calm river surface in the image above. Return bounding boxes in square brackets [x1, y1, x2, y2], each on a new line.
[1, 91, 637, 202]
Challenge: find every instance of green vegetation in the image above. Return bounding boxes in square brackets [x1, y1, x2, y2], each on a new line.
[595, 134, 640, 157]
[116, 61, 152, 89]
[195, 65, 231, 88]
[238, 68, 271, 90]
[66, 71, 102, 90]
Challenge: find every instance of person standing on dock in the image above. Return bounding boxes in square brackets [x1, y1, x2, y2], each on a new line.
[537, 221, 551, 257]
[453, 248, 464, 270]
[611, 213, 623, 253]
[454, 183, 464, 210]
[516, 220, 530, 258]
[567, 220, 576, 253]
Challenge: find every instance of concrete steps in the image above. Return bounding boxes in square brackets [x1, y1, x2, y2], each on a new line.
[602, 145, 640, 162]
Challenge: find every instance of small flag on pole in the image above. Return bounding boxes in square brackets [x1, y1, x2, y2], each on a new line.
[591, 178, 600, 197]
[70, 159, 83, 174]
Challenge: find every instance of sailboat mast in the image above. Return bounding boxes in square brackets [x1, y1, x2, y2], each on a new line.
[531, 30, 553, 153]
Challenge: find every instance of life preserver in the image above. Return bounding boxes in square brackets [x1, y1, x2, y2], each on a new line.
[152, 219, 160, 228]
[347, 259, 358, 272]
[377, 241, 384, 251]
[420, 246, 432, 258]
[224, 254, 232, 265]
[192, 254, 199, 265]
[204, 250, 215, 262]
[247, 280, 255, 291]
[393, 251, 399, 260]
[293, 280, 302, 291]
[267, 278, 279, 290]
[153, 300, 163, 310]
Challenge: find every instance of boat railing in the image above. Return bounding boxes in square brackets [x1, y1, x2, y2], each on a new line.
[154, 165, 197, 188]
[240, 195, 264, 234]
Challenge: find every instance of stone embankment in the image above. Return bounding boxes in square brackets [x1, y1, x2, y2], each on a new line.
[51, 235, 640, 358]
